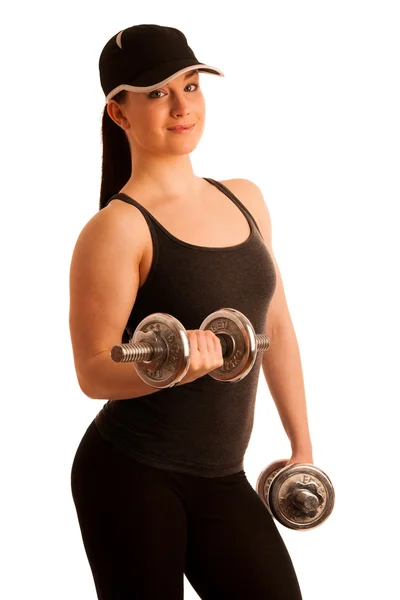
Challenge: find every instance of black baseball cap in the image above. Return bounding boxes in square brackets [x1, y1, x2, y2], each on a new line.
[99, 24, 225, 103]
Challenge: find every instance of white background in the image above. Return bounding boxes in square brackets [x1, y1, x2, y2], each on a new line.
[1, 1, 399, 598]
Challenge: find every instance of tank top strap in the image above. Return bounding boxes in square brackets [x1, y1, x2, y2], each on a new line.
[105, 192, 153, 219]
[203, 178, 264, 239]
[105, 192, 160, 269]
[105, 191, 162, 232]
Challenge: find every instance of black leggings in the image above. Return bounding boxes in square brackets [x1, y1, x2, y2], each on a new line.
[70, 419, 303, 599]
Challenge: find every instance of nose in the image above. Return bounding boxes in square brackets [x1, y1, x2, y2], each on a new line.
[170, 93, 191, 114]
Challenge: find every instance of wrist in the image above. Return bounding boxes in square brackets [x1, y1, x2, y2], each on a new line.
[290, 440, 313, 454]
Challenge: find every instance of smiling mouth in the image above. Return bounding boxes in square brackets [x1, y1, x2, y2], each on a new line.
[168, 124, 195, 131]
[167, 125, 196, 133]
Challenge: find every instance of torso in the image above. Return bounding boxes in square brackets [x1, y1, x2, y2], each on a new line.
[107, 178, 255, 289]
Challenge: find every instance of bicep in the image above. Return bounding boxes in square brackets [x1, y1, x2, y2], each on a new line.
[69, 208, 142, 389]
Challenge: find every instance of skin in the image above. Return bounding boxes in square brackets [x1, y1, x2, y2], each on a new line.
[106, 69, 206, 201]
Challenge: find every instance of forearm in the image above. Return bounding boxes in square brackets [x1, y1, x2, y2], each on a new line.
[262, 321, 312, 453]
[78, 349, 188, 400]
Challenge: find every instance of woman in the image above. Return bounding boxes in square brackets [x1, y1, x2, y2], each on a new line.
[70, 24, 312, 599]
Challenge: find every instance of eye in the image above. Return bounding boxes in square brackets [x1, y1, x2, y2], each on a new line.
[148, 83, 200, 99]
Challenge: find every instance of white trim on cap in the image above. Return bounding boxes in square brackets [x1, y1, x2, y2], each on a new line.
[105, 64, 224, 103]
[116, 30, 124, 49]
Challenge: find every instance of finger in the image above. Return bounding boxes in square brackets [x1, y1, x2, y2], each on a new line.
[205, 329, 218, 353]
[213, 333, 223, 356]
[196, 330, 209, 355]
[188, 331, 199, 352]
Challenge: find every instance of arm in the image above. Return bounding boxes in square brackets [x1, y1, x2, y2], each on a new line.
[232, 179, 313, 458]
[69, 203, 167, 401]
[261, 319, 313, 458]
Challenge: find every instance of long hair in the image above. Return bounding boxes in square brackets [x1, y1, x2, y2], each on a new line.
[99, 90, 131, 211]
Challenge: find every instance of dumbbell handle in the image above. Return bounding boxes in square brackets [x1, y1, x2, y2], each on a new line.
[290, 488, 320, 512]
[111, 331, 270, 364]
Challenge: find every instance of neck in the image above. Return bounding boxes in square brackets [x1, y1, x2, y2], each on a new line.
[125, 154, 202, 200]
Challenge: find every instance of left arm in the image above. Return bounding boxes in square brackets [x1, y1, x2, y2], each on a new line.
[231, 179, 313, 462]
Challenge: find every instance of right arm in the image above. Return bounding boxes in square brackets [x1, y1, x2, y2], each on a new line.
[69, 203, 167, 400]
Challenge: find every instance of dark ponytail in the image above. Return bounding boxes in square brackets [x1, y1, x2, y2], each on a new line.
[99, 90, 131, 211]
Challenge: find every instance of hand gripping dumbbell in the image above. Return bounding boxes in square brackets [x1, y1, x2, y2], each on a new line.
[256, 459, 335, 530]
[110, 308, 270, 388]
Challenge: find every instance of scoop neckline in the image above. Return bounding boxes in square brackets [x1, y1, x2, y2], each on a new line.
[115, 178, 255, 252]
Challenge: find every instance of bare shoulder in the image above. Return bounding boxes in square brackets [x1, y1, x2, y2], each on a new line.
[220, 178, 265, 212]
[72, 199, 146, 263]
[219, 178, 272, 244]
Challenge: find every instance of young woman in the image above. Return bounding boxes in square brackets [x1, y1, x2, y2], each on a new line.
[70, 23, 312, 599]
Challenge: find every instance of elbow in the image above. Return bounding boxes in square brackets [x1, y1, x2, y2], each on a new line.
[78, 379, 94, 400]
[75, 369, 98, 400]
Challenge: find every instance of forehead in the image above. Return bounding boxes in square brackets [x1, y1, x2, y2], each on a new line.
[174, 69, 199, 82]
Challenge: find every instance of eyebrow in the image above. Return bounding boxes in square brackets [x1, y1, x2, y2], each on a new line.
[153, 70, 199, 93]
[184, 70, 199, 79]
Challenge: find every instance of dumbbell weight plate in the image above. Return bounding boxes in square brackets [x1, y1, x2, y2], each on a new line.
[256, 458, 288, 514]
[131, 313, 190, 388]
[257, 460, 335, 530]
[199, 308, 259, 382]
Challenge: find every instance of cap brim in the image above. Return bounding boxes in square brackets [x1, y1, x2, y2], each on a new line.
[106, 63, 224, 103]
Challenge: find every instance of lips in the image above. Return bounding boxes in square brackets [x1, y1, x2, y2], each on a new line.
[168, 124, 195, 131]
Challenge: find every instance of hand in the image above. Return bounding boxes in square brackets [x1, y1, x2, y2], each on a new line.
[178, 329, 224, 385]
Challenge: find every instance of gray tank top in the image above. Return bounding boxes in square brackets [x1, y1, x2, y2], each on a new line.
[95, 178, 277, 477]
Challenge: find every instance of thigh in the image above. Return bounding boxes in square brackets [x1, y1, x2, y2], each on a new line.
[184, 472, 302, 600]
[71, 420, 188, 600]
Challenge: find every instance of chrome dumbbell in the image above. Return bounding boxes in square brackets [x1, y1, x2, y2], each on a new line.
[256, 459, 335, 530]
[110, 308, 270, 388]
